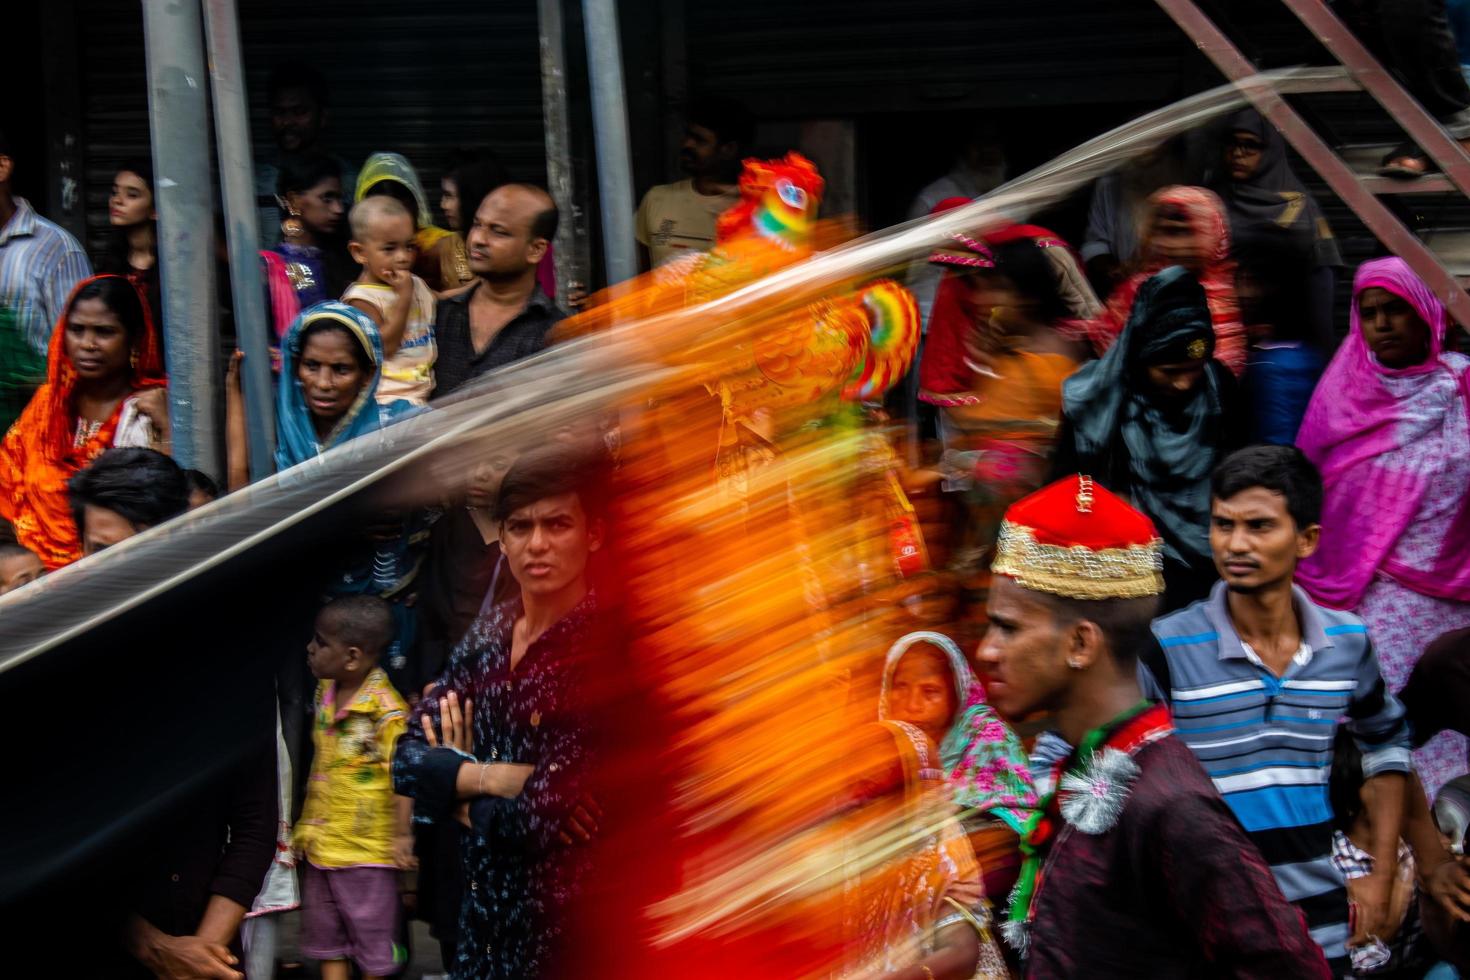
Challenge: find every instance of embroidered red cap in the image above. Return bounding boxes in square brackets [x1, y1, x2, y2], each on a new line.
[991, 475, 1164, 599]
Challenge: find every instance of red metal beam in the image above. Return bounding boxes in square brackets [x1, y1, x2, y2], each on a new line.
[1153, 0, 1470, 326]
[1280, 0, 1470, 200]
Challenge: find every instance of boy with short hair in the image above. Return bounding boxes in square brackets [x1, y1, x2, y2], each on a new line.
[0, 541, 43, 594]
[344, 195, 437, 406]
[1144, 445, 1413, 973]
[294, 595, 415, 980]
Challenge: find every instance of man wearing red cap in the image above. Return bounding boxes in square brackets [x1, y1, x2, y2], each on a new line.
[977, 474, 1329, 978]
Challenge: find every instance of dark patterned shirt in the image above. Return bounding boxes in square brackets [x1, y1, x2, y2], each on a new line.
[393, 592, 605, 979]
[430, 283, 566, 400]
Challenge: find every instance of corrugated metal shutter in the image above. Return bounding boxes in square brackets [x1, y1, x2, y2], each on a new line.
[685, 0, 1193, 116]
[76, 0, 548, 263]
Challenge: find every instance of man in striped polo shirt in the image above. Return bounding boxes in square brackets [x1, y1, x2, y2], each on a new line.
[1143, 446, 1411, 975]
[0, 129, 92, 432]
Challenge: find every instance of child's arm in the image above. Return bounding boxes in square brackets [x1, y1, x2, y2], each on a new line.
[392, 793, 416, 870]
[224, 351, 249, 492]
[348, 270, 415, 358]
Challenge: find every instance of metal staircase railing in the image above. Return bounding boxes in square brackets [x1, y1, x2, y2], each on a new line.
[1154, 0, 1470, 326]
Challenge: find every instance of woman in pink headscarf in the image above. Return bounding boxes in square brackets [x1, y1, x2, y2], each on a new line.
[1297, 256, 1470, 797]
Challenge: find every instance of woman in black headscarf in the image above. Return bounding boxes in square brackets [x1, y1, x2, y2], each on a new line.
[1212, 109, 1342, 353]
[1053, 266, 1245, 610]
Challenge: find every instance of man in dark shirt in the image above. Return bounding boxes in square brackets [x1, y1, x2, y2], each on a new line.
[976, 475, 1329, 978]
[431, 183, 567, 400]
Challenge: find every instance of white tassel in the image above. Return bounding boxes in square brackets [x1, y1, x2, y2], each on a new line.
[1058, 747, 1140, 835]
[1000, 917, 1030, 956]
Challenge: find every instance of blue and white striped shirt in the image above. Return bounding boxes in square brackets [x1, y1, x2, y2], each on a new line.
[0, 197, 93, 356]
[1143, 581, 1411, 968]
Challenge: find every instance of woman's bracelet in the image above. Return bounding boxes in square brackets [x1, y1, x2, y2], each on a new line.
[477, 762, 490, 796]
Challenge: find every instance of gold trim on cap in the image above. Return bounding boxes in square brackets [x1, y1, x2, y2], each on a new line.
[992, 521, 1165, 600]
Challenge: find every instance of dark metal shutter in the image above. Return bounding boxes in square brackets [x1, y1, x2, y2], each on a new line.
[685, 0, 1192, 116]
[77, 0, 548, 264]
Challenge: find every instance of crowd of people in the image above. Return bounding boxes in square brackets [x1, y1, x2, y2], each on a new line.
[3, 47, 1470, 980]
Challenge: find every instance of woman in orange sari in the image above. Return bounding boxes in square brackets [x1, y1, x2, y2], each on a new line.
[918, 224, 1092, 576]
[0, 274, 167, 568]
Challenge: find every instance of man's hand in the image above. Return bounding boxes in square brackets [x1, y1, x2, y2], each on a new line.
[1350, 870, 1391, 946]
[559, 794, 603, 845]
[392, 832, 418, 871]
[421, 690, 474, 754]
[1425, 856, 1470, 923]
[147, 934, 242, 980]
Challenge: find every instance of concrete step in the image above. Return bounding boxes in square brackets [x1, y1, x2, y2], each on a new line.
[1338, 143, 1457, 194]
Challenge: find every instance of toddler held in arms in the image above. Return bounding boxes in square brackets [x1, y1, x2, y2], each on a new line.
[344, 196, 437, 405]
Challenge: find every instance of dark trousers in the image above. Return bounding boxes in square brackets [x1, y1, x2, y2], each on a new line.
[1339, 0, 1470, 126]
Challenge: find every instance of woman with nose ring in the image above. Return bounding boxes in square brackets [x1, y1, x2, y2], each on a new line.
[878, 630, 1038, 907]
[0, 274, 167, 568]
[1054, 265, 1245, 610]
[1297, 257, 1470, 799]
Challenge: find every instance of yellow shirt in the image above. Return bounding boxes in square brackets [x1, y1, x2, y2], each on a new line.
[634, 179, 739, 268]
[293, 667, 408, 868]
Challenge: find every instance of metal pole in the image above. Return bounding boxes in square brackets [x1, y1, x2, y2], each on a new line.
[201, 0, 275, 481]
[538, 0, 583, 304]
[581, 0, 638, 286]
[141, 0, 222, 478]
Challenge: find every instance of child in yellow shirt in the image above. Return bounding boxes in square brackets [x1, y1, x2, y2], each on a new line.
[293, 596, 414, 980]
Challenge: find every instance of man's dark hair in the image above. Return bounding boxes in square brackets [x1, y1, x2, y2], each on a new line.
[268, 63, 329, 108]
[320, 594, 395, 657]
[1212, 445, 1322, 529]
[493, 443, 608, 524]
[0, 127, 10, 159]
[506, 183, 559, 243]
[68, 447, 189, 537]
[276, 151, 341, 199]
[1038, 592, 1162, 667]
[687, 96, 755, 150]
[183, 468, 220, 502]
[0, 541, 37, 562]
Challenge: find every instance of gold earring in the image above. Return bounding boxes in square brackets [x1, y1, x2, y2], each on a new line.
[281, 205, 304, 241]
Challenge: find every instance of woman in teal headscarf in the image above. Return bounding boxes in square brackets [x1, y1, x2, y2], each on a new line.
[1053, 265, 1245, 610]
[880, 630, 1038, 904]
[275, 300, 430, 690]
[275, 300, 414, 467]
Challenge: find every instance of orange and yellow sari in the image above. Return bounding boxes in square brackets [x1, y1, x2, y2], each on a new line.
[0, 275, 165, 568]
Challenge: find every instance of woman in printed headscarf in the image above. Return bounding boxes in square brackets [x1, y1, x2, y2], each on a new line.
[879, 631, 1038, 905]
[356, 152, 475, 294]
[0, 275, 167, 568]
[1087, 186, 1247, 377]
[1056, 265, 1245, 609]
[918, 219, 1094, 575]
[1297, 257, 1470, 798]
[842, 720, 1009, 980]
